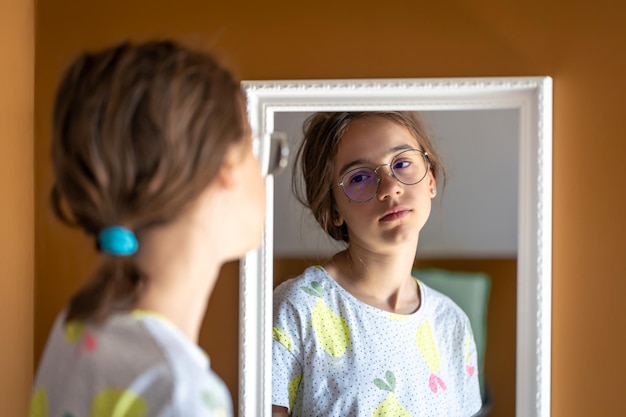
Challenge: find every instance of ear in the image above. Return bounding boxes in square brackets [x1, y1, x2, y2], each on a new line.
[332, 210, 344, 227]
[214, 146, 240, 190]
[428, 174, 437, 198]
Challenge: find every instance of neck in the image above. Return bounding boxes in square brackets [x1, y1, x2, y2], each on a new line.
[134, 264, 220, 343]
[134, 219, 226, 343]
[326, 243, 420, 314]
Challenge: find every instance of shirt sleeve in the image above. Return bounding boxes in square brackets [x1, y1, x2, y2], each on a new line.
[272, 338, 302, 412]
[461, 317, 483, 416]
[272, 283, 305, 413]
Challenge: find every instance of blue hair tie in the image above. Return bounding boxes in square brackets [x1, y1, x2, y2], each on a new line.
[98, 226, 138, 256]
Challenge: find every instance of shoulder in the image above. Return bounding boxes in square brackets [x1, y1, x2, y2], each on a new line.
[33, 312, 176, 414]
[35, 311, 233, 414]
[128, 312, 214, 377]
[131, 313, 233, 414]
[53, 312, 173, 371]
[273, 265, 339, 330]
[274, 265, 331, 302]
[419, 281, 470, 326]
[42, 311, 215, 387]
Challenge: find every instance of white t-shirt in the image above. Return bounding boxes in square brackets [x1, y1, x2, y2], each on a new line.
[30, 310, 232, 417]
[272, 265, 482, 417]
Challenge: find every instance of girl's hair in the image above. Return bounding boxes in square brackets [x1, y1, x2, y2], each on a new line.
[292, 111, 446, 243]
[51, 40, 246, 323]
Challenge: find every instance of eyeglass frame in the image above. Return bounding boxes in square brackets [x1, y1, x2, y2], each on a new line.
[253, 132, 289, 177]
[334, 148, 431, 202]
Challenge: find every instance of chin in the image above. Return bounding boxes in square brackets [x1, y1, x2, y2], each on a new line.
[241, 236, 263, 256]
[384, 221, 420, 237]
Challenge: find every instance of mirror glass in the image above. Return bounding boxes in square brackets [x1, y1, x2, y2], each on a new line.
[240, 77, 552, 417]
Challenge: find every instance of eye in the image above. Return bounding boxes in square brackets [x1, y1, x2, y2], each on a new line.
[393, 159, 412, 170]
[346, 169, 374, 185]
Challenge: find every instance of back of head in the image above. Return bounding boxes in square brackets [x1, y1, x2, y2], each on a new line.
[51, 40, 245, 323]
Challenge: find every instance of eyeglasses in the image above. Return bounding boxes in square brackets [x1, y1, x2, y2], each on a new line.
[253, 132, 289, 177]
[335, 148, 430, 202]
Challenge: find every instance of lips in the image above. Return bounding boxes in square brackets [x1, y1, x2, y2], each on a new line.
[379, 206, 411, 222]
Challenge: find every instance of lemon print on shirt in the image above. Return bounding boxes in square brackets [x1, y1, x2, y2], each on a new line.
[389, 312, 410, 321]
[416, 319, 447, 392]
[64, 320, 98, 353]
[29, 387, 48, 417]
[64, 320, 86, 343]
[273, 326, 294, 352]
[288, 373, 302, 411]
[90, 389, 147, 417]
[302, 281, 351, 357]
[463, 323, 476, 376]
[372, 371, 411, 416]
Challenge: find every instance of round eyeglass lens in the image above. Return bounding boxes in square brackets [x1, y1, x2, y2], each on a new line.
[342, 168, 380, 201]
[391, 149, 429, 185]
[340, 149, 429, 202]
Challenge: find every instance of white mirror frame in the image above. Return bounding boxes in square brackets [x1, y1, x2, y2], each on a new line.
[240, 77, 552, 417]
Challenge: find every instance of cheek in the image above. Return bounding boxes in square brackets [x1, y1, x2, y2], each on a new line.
[253, 163, 266, 207]
[258, 180, 267, 213]
[242, 153, 266, 210]
[419, 191, 434, 221]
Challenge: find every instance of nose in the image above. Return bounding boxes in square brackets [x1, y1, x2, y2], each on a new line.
[375, 164, 403, 200]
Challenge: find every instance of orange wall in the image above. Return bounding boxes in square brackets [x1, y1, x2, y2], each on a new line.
[0, 0, 34, 413]
[32, 1, 626, 416]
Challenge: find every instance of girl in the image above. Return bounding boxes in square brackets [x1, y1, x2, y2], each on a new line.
[30, 40, 277, 416]
[272, 112, 481, 416]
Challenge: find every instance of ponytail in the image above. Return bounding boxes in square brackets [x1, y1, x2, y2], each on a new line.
[65, 256, 145, 323]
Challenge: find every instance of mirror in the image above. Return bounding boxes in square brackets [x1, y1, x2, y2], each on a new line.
[240, 77, 552, 417]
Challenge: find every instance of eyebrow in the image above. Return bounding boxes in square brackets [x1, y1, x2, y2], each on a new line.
[337, 144, 415, 176]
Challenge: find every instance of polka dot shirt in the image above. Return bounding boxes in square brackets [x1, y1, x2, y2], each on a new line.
[30, 310, 231, 417]
[272, 266, 481, 417]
